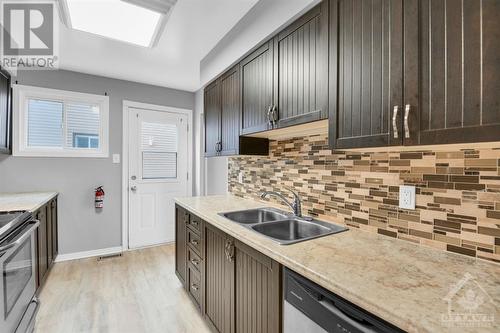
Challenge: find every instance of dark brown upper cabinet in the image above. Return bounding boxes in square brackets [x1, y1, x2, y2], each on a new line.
[273, 1, 329, 129]
[0, 67, 12, 154]
[329, 0, 403, 149]
[240, 41, 275, 135]
[330, 0, 500, 149]
[204, 80, 221, 157]
[205, 65, 269, 157]
[220, 66, 240, 155]
[404, 0, 500, 145]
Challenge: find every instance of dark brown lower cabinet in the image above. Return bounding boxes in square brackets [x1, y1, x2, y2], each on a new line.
[175, 205, 188, 284]
[205, 224, 234, 333]
[234, 239, 281, 333]
[34, 196, 58, 291]
[175, 204, 282, 333]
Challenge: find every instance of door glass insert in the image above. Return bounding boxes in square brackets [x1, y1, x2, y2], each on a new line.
[141, 121, 178, 179]
[3, 237, 32, 316]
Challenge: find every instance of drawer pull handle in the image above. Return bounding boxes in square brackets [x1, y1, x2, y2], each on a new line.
[392, 105, 399, 139]
[191, 284, 199, 291]
[190, 259, 199, 266]
[190, 240, 199, 246]
[191, 220, 199, 226]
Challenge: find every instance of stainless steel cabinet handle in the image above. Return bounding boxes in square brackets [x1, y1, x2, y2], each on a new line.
[191, 284, 199, 291]
[404, 104, 411, 139]
[190, 259, 199, 266]
[271, 105, 278, 128]
[266, 105, 272, 127]
[392, 105, 399, 139]
[190, 239, 199, 246]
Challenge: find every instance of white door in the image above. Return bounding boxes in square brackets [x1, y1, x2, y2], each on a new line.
[128, 107, 189, 249]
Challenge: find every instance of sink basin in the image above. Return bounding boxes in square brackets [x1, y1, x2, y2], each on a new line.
[221, 208, 289, 224]
[251, 218, 347, 245]
[219, 207, 347, 244]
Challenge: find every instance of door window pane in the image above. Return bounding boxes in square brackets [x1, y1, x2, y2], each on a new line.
[27, 99, 63, 147]
[141, 122, 178, 179]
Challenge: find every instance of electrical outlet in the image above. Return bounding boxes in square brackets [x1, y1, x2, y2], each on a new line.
[399, 185, 416, 210]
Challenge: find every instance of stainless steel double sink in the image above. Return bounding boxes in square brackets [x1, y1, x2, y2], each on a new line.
[219, 207, 347, 245]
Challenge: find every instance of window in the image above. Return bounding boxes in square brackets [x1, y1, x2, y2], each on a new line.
[141, 122, 178, 179]
[13, 85, 109, 157]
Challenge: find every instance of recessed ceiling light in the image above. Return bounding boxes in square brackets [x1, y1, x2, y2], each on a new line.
[62, 0, 174, 47]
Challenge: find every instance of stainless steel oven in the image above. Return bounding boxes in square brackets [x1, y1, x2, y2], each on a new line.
[0, 212, 39, 333]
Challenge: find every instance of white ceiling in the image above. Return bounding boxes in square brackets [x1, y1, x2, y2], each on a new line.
[58, 0, 259, 92]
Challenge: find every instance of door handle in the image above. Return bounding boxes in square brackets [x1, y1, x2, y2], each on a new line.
[130, 186, 137, 192]
[392, 105, 399, 139]
[0, 220, 39, 255]
[404, 104, 411, 139]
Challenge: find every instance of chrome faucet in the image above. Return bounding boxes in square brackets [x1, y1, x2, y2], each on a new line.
[260, 187, 302, 217]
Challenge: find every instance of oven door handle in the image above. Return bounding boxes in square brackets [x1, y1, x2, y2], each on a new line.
[0, 220, 39, 254]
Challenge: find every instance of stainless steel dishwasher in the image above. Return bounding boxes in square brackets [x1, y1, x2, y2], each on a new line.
[283, 268, 404, 333]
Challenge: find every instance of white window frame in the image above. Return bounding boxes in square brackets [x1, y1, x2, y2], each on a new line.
[13, 85, 109, 158]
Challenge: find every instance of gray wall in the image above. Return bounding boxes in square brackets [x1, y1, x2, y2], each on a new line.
[0, 70, 194, 255]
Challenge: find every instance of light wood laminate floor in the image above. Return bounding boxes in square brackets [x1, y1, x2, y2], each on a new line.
[35, 244, 211, 333]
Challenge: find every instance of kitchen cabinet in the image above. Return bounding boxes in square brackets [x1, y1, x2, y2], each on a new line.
[34, 196, 58, 290]
[329, 0, 403, 149]
[0, 67, 11, 154]
[204, 80, 221, 157]
[234, 239, 281, 333]
[175, 204, 282, 332]
[35, 208, 48, 287]
[204, 223, 234, 333]
[273, 1, 329, 129]
[175, 205, 188, 284]
[329, 0, 500, 149]
[205, 65, 269, 157]
[240, 41, 275, 135]
[404, 0, 500, 145]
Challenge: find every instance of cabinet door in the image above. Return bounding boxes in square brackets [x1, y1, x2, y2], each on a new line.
[234, 240, 281, 333]
[175, 205, 188, 285]
[404, 0, 500, 145]
[240, 41, 274, 135]
[0, 68, 11, 154]
[330, 0, 404, 149]
[51, 199, 58, 259]
[274, 1, 329, 128]
[46, 202, 53, 268]
[36, 207, 48, 287]
[205, 81, 221, 157]
[204, 224, 234, 333]
[220, 65, 240, 156]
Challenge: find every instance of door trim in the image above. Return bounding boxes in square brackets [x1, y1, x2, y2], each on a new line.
[122, 100, 193, 251]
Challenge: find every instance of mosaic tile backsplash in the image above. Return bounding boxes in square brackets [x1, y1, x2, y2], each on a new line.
[228, 134, 500, 263]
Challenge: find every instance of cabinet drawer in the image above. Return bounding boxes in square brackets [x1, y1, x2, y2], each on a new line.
[187, 228, 202, 255]
[188, 247, 202, 273]
[187, 214, 202, 234]
[188, 266, 201, 307]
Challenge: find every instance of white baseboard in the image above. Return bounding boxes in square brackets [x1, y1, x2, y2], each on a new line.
[54, 246, 123, 262]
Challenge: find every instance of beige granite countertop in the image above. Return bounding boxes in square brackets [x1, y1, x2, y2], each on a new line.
[0, 192, 59, 212]
[175, 195, 500, 333]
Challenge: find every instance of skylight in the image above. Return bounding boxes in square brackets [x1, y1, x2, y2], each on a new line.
[65, 0, 163, 47]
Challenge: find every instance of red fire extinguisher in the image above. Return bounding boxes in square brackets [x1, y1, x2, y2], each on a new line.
[95, 186, 105, 208]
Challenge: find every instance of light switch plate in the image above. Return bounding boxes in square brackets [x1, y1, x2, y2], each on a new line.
[112, 154, 121, 164]
[399, 185, 416, 210]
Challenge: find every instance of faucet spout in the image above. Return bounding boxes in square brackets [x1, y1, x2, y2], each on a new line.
[260, 188, 302, 217]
